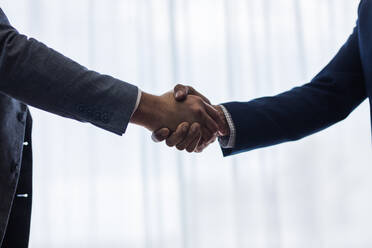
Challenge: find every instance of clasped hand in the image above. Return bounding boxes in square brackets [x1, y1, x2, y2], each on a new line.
[131, 84, 230, 153]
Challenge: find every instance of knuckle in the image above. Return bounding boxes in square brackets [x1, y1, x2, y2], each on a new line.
[180, 122, 189, 131]
[193, 122, 201, 129]
[189, 125, 198, 135]
[175, 84, 187, 92]
[158, 132, 167, 139]
[178, 130, 186, 138]
[194, 125, 202, 134]
[195, 108, 203, 117]
[176, 144, 185, 151]
[186, 147, 194, 153]
[166, 139, 174, 147]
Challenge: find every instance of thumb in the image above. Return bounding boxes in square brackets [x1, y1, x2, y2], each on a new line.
[174, 84, 189, 101]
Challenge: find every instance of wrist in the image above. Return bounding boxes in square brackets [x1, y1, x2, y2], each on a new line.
[130, 92, 164, 131]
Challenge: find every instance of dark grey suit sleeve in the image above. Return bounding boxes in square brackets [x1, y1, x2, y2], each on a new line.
[0, 9, 138, 135]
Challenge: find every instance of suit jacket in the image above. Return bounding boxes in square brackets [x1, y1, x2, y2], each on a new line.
[222, 0, 371, 156]
[0, 8, 139, 245]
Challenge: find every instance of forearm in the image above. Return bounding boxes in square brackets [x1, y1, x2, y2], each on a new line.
[0, 23, 138, 135]
[221, 75, 366, 156]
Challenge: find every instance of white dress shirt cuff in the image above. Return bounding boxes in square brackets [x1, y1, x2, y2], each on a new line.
[130, 88, 142, 118]
[218, 105, 236, 149]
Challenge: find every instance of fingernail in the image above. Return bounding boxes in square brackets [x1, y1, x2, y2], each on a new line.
[175, 91, 182, 98]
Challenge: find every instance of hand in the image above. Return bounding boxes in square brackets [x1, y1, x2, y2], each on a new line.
[152, 85, 230, 152]
[130, 90, 224, 144]
[152, 122, 205, 152]
[152, 105, 229, 153]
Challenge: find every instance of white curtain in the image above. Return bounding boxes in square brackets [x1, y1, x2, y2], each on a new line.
[2, 0, 371, 247]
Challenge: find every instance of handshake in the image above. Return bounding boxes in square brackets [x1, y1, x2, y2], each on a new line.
[131, 84, 230, 153]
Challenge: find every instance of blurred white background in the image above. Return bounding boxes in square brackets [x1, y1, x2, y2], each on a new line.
[2, 0, 372, 247]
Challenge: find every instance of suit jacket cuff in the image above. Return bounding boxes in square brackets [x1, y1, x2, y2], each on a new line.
[92, 80, 139, 135]
[219, 101, 256, 157]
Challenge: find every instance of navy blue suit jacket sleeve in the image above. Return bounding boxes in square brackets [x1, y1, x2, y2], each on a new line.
[0, 8, 139, 135]
[221, 22, 367, 156]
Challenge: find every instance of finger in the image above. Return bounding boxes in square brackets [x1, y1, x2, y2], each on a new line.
[176, 123, 201, 151]
[166, 122, 190, 147]
[201, 110, 219, 134]
[186, 133, 202, 153]
[201, 127, 213, 144]
[196, 134, 217, 153]
[195, 141, 210, 153]
[174, 84, 189, 101]
[152, 128, 170, 143]
[204, 133, 217, 147]
[195, 142, 205, 153]
[195, 137, 205, 151]
[204, 104, 226, 134]
[209, 135, 217, 145]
